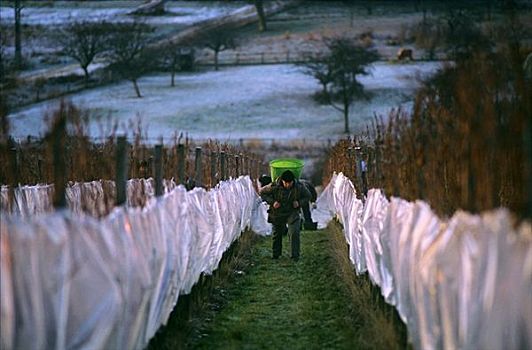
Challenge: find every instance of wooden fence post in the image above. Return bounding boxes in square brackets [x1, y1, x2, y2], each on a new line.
[194, 147, 203, 187]
[8, 145, 18, 212]
[220, 151, 226, 181]
[250, 158, 256, 179]
[210, 151, 217, 187]
[235, 154, 240, 177]
[37, 156, 43, 183]
[154, 145, 163, 196]
[177, 144, 185, 185]
[116, 136, 128, 206]
[53, 119, 67, 209]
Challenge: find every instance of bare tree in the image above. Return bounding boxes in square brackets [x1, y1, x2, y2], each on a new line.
[0, 25, 18, 113]
[105, 22, 154, 98]
[254, 0, 267, 32]
[198, 28, 237, 71]
[59, 21, 111, 85]
[0, 26, 8, 83]
[441, 7, 491, 61]
[158, 41, 195, 86]
[303, 37, 379, 133]
[299, 53, 334, 103]
[13, 0, 24, 68]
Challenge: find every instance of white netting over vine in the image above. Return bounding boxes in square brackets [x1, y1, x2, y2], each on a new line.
[314, 173, 532, 350]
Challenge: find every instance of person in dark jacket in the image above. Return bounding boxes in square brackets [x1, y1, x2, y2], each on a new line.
[259, 170, 311, 260]
[258, 174, 272, 190]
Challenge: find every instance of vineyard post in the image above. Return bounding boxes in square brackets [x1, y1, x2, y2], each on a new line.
[194, 147, 203, 187]
[347, 146, 354, 178]
[154, 145, 163, 196]
[37, 156, 43, 183]
[53, 117, 67, 208]
[263, 160, 268, 178]
[220, 151, 226, 180]
[116, 136, 129, 206]
[251, 158, 257, 179]
[177, 144, 185, 185]
[8, 145, 18, 211]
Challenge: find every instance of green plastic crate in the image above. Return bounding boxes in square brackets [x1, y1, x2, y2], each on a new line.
[269, 158, 304, 181]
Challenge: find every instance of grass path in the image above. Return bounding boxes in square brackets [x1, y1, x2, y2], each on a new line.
[186, 229, 375, 349]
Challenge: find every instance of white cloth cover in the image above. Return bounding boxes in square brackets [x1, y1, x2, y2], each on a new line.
[0, 178, 178, 218]
[315, 172, 532, 350]
[1, 176, 268, 350]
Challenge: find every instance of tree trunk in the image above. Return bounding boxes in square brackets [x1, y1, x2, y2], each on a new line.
[254, 0, 267, 32]
[321, 83, 328, 95]
[132, 79, 142, 98]
[82, 66, 90, 86]
[171, 70, 175, 87]
[214, 51, 219, 71]
[14, 0, 22, 68]
[343, 101, 350, 134]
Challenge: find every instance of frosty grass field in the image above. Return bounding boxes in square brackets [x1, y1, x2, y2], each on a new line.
[3, 1, 442, 143]
[8, 62, 441, 142]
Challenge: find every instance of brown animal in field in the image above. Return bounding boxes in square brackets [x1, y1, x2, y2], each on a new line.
[397, 48, 414, 61]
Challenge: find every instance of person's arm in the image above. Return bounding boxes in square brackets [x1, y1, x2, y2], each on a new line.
[259, 183, 276, 205]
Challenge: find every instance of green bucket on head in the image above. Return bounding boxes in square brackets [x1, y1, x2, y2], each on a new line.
[269, 158, 304, 182]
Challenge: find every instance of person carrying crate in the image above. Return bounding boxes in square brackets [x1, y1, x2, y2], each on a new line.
[259, 169, 311, 261]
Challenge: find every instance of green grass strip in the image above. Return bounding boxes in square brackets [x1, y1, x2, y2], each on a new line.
[184, 224, 407, 349]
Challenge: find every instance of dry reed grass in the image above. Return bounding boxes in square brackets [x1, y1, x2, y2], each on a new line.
[327, 221, 408, 349]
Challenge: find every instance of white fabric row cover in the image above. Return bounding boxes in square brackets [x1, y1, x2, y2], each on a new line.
[313, 173, 532, 350]
[0, 176, 271, 350]
[0, 178, 178, 218]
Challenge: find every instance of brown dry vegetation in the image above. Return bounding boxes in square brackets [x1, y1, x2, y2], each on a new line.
[0, 100, 267, 189]
[325, 44, 532, 220]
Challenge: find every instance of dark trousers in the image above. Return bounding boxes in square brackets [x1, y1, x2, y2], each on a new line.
[272, 219, 301, 259]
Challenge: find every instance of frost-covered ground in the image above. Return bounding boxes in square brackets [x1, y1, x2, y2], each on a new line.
[0, 1, 242, 26]
[7, 62, 442, 142]
[1, 1, 246, 79]
[3, 1, 444, 143]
